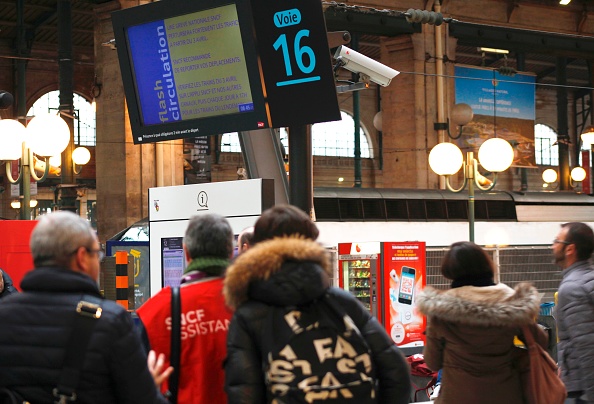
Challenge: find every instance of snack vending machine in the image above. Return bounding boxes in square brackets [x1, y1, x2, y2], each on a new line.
[338, 241, 426, 353]
[337, 242, 380, 319]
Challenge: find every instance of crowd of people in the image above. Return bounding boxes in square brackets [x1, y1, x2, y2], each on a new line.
[0, 207, 591, 404]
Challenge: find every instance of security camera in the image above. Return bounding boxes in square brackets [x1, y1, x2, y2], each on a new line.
[334, 46, 400, 87]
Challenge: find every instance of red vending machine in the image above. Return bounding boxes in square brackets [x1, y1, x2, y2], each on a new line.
[338, 241, 427, 354]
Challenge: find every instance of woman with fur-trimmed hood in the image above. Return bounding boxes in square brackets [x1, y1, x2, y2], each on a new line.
[223, 205, 411, 404]
[416, 241, 549, 404]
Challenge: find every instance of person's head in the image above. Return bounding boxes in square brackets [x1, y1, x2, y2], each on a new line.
[237, 226, 254, 255]
[440, 241, 495, 282]
[30, 211, 102, 282]
[252, 205, 319, 245]
[553, 222, 594, 268]
[184, 213, 234, 261]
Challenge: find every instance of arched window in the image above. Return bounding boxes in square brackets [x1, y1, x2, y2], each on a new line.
[312, 111, 371, 158]
[27, 91, 96, 146]
[534, 124, 558, 166]
[219, 111, 372, 158]
[220, 132, 242, 152]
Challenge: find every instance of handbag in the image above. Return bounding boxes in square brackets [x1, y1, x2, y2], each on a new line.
[520, 325, 566, 404]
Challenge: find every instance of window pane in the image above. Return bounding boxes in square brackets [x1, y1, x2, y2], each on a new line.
[220, 132, 241, 152]
[27, 91, 96, 146]
[219, 112, 372, 158]
[311, 111, 371, 158]
[534, 124, 558, 166]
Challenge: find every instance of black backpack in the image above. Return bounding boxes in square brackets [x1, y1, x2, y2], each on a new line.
[263, 293, 378, 403]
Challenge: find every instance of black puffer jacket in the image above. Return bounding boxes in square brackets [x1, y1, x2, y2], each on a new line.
[223, 237, 411, 404]
[0, 267, 168, 404]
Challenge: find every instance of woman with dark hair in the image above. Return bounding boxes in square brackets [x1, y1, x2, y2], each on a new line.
[223, 205, 411, 404]
[416, 241, 548, 404]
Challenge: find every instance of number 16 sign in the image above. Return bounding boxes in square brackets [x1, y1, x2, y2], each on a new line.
[250, 0, 341, 127]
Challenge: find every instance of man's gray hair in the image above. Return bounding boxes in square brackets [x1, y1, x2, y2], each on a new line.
[184, 214, 233, 260]
[30, 211, 96, 267]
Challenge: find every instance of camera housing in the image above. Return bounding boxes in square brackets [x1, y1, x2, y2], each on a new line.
[334, 46, 400, 87]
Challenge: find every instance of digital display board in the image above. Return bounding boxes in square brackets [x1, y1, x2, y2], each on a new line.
[112, 0, 340, 144]
[161, 237, 186, 288]
[112, 0, 269, 144]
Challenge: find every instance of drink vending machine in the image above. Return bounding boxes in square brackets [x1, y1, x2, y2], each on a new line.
[338, 241, 426, 353]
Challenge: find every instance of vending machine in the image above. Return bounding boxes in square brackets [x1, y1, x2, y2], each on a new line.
[338, 241, 426, 354]
[337, 242, 380, 318]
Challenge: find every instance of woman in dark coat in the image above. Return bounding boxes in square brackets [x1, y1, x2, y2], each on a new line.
[416, 241, 548, 404]
[223, 205, 411, 404]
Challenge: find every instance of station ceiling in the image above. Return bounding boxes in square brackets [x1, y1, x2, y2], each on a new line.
[0, 0, 591, 94]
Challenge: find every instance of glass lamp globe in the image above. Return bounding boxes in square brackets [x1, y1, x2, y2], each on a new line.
[571, 167, 587, 182]
[373, 111, 382, 132]
[49, 155, 61, 167]
[26, 113, 70, 157]
[478, 138, 514, 172]
[581, 126, 594, 146]
[0, 119, 26, 160]
[542, 168, 558, 183]
[428, 142, 463, 176]
[72, 146, 91, 165]
[451, 103, 474, 126]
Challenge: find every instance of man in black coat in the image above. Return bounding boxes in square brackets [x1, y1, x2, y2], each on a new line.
[0, 211, 171, 403]
[0, 268, 18, 298]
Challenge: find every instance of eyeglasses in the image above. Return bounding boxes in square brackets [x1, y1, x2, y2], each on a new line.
[69, 247, 105, 261]
[85, 248, 105, 261]
[553, 239, 572, 245]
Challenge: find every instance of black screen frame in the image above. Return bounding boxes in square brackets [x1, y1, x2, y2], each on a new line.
[112, 0, 270, 144]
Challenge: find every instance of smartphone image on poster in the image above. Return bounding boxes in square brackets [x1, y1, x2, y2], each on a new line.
[398, 266, 416, 305]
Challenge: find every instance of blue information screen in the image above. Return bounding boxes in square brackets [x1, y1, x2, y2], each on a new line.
[126, 4, 255, 126]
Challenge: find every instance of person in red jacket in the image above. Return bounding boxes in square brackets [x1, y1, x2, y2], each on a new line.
[138, 213, 234, 403]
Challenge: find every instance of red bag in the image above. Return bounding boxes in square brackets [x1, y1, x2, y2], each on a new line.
[406, 354, 438, 402]
[521, 325, 566, 404]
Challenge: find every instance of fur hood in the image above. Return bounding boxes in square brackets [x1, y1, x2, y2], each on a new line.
[416, 282, 540, 327]
[223, 236, 332, 310]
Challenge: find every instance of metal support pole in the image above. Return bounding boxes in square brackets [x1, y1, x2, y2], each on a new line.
[466, 152, 475, 242]
[16, 0, 29, 219]
[288, 125, 312, 215]
[58, 0, 77, 212]
[517, 52, 528, 191]
[21, 143, 31, 220]
[353, 89, 362, 188]
[557, 57, 570, 190]
[434, 0, 446, 190]
[351, 34, 362, 188]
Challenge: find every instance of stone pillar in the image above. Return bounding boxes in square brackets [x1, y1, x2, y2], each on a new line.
[94, 1, 183, 243]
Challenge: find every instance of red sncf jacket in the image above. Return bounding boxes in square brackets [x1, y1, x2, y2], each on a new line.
[137, 278, 232, 404]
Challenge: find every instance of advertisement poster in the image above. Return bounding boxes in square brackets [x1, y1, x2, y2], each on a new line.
[183, 137, 211, 184]
[382, 242, 426, 349]
[105, 242, 151, 308]
[455, 65, 536, 167]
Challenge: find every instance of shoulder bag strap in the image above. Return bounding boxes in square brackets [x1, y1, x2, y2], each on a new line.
[168, 287, 182, 404]
[53, 295, 103, 404]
